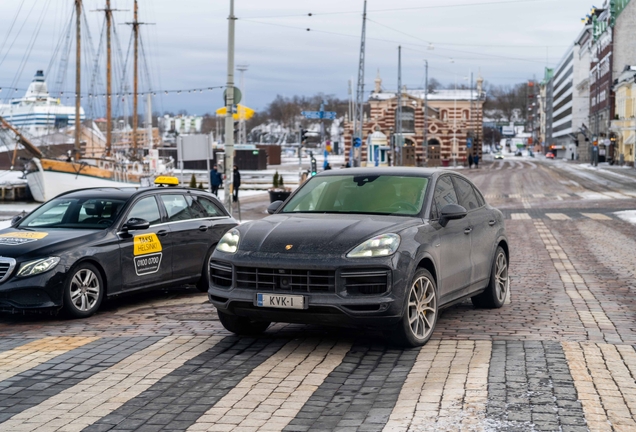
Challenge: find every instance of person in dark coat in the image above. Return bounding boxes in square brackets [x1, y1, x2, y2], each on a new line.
[474, 153, 480, 168]
[232, 165, 241, 202]
[468, 153, 474, 168]
[210, 165, 222, 196]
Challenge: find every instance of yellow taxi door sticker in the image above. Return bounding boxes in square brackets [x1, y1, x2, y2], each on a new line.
[133, 233, 163, 276]
[0, 232, 49, 246]
[133, 233, 163, 256]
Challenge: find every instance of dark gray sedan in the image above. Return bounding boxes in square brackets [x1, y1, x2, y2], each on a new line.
[208, 168, 510, 347]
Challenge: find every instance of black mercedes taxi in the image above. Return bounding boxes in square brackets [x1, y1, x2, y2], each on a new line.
[0, 178, 237, 317]
[209, 168, 509, 347]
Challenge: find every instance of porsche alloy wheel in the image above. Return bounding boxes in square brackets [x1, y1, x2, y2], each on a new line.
[494, 251, 509, 304]
[63, 263, 104, 318]
[407, 274, 437, 340]
[394, 269, 438, 347]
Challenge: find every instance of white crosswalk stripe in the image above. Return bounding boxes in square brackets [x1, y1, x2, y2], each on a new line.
[581, 213, 612, 221]
[546, 213, 571, 221]
[510, 213, 531, 220]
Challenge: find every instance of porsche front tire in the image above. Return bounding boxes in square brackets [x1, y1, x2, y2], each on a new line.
[392, 269, 438, 347]
[217, 311, 271, 335]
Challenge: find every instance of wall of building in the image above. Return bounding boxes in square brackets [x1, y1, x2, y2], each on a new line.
[612, 0, 636, 78]
[551, 48, 575, 159]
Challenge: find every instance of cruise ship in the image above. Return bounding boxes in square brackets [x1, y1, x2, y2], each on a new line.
[0, 70, 84, 138]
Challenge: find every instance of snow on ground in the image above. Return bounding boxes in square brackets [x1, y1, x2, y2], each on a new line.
[615, 210, 636, 225]
[0, 170, 27, 184]
[0, 220, 12, 229]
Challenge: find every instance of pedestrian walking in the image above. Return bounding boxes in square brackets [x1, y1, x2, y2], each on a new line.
[209, 165, 222, 196]
[468, 153, 474, 169]
[474, 153, 480, 169]
[232, 165, 241, 202]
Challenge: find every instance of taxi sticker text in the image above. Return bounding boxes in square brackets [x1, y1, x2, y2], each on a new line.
[134, 253, 162, 276]
[0, 232, 49, 246]
[133, 233, 162, 256]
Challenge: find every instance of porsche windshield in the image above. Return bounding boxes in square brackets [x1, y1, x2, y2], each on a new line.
[19, 197, 126, 229]
[282, 175, 429, 216]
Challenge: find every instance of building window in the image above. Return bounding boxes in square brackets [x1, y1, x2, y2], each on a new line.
[395, 106, 415, 133]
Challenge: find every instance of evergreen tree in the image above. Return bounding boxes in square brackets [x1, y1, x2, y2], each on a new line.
[189, 174, 197, 188]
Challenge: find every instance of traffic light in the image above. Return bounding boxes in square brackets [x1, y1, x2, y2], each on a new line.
[301, 129, 309, 143]
[310, 155, 317, 176]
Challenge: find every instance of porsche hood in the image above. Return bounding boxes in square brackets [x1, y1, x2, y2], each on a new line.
[237, 214, 421, 256]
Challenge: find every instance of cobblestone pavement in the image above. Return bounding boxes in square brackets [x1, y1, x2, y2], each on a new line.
[1, 160, 636, 431]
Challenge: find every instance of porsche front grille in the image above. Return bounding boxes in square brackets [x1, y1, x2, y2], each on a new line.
[235, 267, 336, 293]
[0, 258, 17, 284]
[209, 261, 233, 288]
[341, 269, 390, 296]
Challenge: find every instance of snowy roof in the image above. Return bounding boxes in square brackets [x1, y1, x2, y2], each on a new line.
[369, 89, 484, 102]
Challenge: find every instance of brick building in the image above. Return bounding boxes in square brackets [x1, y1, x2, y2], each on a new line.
[343, 73, 485, 167]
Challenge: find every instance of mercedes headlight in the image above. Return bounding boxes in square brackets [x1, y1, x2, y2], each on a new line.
[17, 257, 61, 277]
[217, 229, 240, 254]
[347, 234, 401, 258]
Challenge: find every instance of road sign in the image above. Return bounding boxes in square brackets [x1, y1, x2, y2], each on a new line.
[353, 137, 362, 148]
[466, 137, 473, 149]
[223, 87, 242, 105]
[301, 110, 337, 120]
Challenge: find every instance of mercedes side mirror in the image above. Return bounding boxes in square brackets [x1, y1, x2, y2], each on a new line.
[122, 218, 150, 232]
[439, 204, 467, 227]
[10, 214, 24, 226]
[267, 200, 284, 215]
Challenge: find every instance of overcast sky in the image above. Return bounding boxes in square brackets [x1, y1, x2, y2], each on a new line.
[0, 0, 592, 116]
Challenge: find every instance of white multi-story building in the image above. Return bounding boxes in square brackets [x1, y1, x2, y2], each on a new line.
[573, 25, 593, 162]
[549, 48, 575, 159]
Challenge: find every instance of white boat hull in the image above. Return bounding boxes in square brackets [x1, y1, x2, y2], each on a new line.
[27, 159, 139, 202]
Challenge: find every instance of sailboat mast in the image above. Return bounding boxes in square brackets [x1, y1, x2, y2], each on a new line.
[132, 0, 139, 158]
[74, 0, 82, 159]
[106, 0, 112, 156]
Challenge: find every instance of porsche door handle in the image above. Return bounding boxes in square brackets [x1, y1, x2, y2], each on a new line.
[199, 226, 209, 232]
[464, 227, 473, 235]
[489, 220, 496, 226]
[157, 230, 169, 237]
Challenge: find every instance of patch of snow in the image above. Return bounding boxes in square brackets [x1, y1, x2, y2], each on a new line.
[0, 220, 12, 230]
[615, 210, 636, 225]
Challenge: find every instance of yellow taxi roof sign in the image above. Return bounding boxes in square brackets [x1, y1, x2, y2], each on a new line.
[154, 176, 180, 186]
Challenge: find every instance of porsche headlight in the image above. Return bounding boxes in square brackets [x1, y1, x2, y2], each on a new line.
[217, 229, 240, 254]
[347, 234, 401, 258]
[17, 257, 61, 277]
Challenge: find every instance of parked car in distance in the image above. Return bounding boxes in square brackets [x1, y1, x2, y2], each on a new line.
[494, 152, 504, 160]
[0, 178, 237, 317]
[546, 152, 555, 159]
[208, 168, 510, 347]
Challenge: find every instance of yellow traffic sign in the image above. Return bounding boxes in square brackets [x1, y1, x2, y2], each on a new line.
[216, 104, 255, 120]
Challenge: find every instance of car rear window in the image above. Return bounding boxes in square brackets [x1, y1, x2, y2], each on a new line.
[282, 175, 429, 216]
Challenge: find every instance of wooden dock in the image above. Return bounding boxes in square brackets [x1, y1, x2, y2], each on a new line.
[0, 184, 29, 201]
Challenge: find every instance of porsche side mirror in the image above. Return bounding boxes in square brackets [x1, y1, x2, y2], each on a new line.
[10, 214, 24, 226]
[122, 218, 150, 232]
[267, 200, 284, 215]
[439, 204, 467, 227]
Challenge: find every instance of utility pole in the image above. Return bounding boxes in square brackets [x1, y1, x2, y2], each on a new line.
[237, 64, 249, 144]
[396, 46, 402, 166]
[423, 59, 428, 167]
[354, 0, 367, 167]
[224, 0, 237, 212]
[74, 0, 82, 160]
[453, 75, 458, 167]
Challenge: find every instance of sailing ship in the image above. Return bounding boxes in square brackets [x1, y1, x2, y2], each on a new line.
[0, 0, 172, 202]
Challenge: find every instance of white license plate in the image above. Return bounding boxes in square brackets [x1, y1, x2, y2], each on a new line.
[256, 293, 305, 310]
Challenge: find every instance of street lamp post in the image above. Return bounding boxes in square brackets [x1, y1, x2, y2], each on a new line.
[224, 0, 236, 212]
